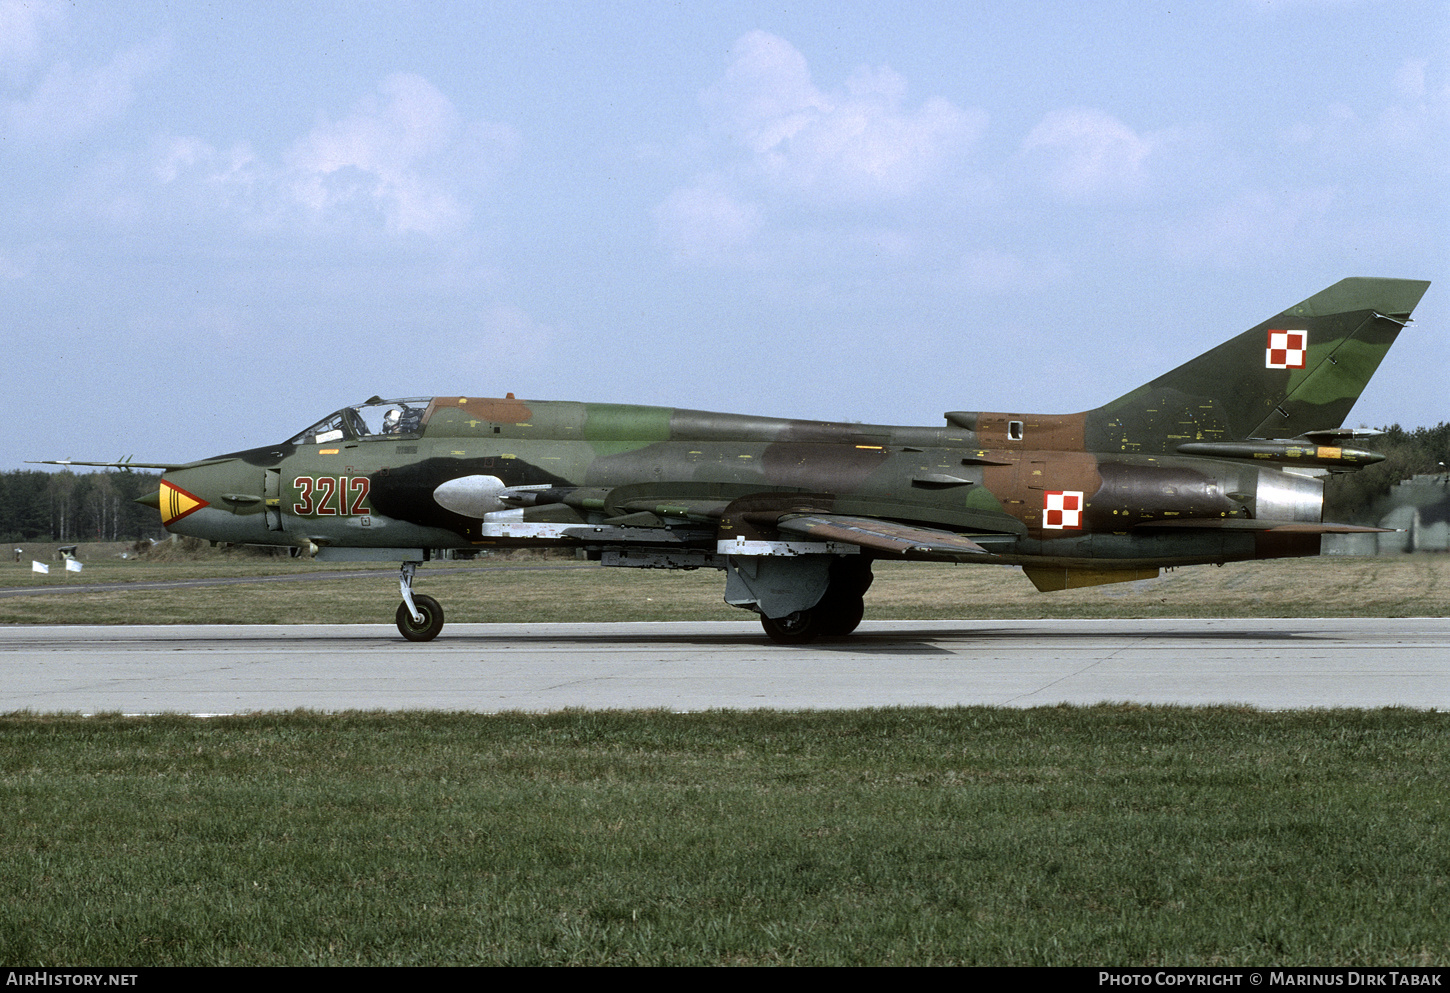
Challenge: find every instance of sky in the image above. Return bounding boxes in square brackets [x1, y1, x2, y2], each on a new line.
[3, 0, 1446, 468]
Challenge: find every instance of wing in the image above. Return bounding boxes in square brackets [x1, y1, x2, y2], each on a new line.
[774, 514, 992, 560]
[30, 459, 183, 470]
[29, 458, 230, 471]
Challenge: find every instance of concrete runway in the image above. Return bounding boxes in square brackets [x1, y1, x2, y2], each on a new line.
[2, 617, 1447, 714]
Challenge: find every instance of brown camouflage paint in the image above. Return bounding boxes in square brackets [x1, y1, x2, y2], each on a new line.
[132, 277, 1428, 634]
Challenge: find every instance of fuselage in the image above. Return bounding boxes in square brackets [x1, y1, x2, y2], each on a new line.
[160, 395, 1331, 571]
[91, 275, 1427, 640]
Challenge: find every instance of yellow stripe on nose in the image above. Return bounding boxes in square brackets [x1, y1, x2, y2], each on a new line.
[159, 480, 209, 525]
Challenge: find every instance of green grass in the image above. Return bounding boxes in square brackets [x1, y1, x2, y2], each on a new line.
[4, 552, 1445, 964]
[2, 708, 1446, 966]
[2, 553, 1447, 625]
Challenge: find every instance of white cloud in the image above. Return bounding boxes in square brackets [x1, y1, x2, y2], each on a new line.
[658, 31, 985, 263]
[155, 136, 261, 191]
[149, 135, 262, 222]
[2, 37, 167, 144]
[1281, 58, 1448, 174]
[1019, 107, 1171, 201]
[0, 0, 65, 79]
[286, 73, 510, 235]
[654, 176, 764, 263]
[142, 73, 518, 239]
[1393, 59, 1428, 102]
[702, 30, 826, 158]
[1162, 186, 1339, 267]
[701, 31, 985, 202]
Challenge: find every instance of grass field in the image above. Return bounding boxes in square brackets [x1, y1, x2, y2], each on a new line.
[2, 708, 1445, 966]
[4, 549, 1446, 965]
[3, 548, 1448, 625]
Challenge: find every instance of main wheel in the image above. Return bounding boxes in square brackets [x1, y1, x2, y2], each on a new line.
[761, 608, 823, 645]
[816, 594, 865, 636]
[396, 594, 444, 642]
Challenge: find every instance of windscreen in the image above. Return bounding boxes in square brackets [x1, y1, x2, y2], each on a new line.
[285, 398, 433, 446]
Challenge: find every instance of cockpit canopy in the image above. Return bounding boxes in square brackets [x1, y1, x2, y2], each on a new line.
[286, 397, 434, 446]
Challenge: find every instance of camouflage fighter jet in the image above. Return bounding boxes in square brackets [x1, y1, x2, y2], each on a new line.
[50, 277, 1431, 642]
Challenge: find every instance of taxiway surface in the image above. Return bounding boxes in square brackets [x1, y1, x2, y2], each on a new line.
[2, 618, 1447, 713]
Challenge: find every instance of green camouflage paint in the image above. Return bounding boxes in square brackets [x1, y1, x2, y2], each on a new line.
[43, 277, 1429, 643]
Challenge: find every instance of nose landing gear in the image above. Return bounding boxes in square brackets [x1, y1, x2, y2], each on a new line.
[396, 561, 445, 641]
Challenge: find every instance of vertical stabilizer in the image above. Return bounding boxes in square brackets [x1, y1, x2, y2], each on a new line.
[1085, 277, 1431, 453]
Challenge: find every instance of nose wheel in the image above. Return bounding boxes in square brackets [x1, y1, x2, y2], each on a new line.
[396, 561, 445, 641]
[396, 593, 444, 641]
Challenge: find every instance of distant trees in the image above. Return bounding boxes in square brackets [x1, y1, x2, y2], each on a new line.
[1323, 423, 1450, 522]
[0, 470, 165, 543]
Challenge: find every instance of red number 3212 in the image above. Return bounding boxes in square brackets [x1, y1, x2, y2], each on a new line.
[292, 476, 370, 516]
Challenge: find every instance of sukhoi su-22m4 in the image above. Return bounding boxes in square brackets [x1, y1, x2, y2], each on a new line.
[52, 277, 1431, 643]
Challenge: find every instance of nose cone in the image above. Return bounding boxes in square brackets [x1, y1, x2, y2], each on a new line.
[158, 477, 210, 527]
[157, 460, 271, 543]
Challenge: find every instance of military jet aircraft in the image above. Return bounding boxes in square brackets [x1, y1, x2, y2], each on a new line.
[47, 276, 1430, 642]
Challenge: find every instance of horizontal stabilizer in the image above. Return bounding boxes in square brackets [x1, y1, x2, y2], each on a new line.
[1134, 519, 1394, 534]
[775, 514, 990, 559]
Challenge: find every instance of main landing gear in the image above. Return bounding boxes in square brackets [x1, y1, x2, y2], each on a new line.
[760, 591, 866, 644]
[758, 558, 873, 646]
[396, 561, 444, 642]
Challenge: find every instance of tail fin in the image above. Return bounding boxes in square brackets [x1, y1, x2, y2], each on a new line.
[1085, 277, 1431, 454]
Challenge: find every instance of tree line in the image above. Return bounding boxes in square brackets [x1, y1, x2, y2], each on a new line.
[1322, 423, 1450, 520]
[1, 425, 1446, 543]
[0, 470, 165, 543]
